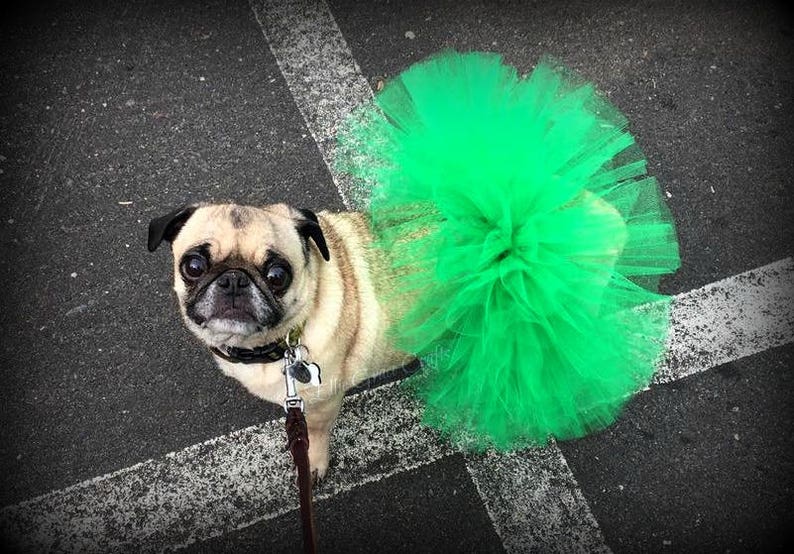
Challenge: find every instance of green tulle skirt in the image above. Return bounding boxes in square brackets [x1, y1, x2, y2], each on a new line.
[336, 51, 680, 450]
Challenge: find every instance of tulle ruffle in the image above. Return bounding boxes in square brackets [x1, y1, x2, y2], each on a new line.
[337, 51, 680, 449]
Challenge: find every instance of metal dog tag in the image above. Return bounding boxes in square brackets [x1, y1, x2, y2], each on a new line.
[287, 360, 311, 384]
[286, 361, 322, 386]
[284, 344, 322, 386]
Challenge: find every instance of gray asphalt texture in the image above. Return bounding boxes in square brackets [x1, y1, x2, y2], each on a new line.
[1, 0, 793, 552]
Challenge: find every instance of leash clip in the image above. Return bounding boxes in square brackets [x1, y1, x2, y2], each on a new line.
[283, 349, 304, 413]
[284, 395, 305, 413]
[282, 335, 321, 413]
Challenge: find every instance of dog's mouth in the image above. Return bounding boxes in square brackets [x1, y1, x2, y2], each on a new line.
[213, 306, 259, 323]
[192, 299, 282, 338]
[186, 298, 271, 334]
[202, 311, 264, 336]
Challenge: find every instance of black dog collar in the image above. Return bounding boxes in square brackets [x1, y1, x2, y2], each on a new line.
[210, 323, 304, 365]
[211, 342, 286, 364]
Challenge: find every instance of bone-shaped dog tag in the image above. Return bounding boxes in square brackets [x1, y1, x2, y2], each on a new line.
[287, 360, 322, 386]
[286, 361, 310, 384]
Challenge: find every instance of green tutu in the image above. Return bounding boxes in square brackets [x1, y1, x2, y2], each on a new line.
[337, 51, 680, 450]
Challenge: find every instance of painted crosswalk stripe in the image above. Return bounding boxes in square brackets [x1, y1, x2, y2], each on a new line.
[250, 0, 372, 208]
[655, 257, 794, 384]
[1, 259, 792, 551]
[0, 384, 452, 552]
[465, 447, 612, 554]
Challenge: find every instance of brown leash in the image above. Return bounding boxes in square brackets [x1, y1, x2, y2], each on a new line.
[285, 405, 318, 554]
[282, 331, 322, 554]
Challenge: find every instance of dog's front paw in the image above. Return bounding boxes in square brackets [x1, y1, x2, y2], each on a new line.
[307, 436, 330, 482]
[303, 394, 343, 484]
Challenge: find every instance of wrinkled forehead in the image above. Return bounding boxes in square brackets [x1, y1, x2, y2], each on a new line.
[172, 204, 303, 264]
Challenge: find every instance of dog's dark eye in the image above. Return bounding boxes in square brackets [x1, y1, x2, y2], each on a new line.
[181, 254, 208, 281]
[265, 263, 292, 294]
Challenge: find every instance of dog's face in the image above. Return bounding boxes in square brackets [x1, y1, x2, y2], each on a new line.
[148, 203, 329, 349]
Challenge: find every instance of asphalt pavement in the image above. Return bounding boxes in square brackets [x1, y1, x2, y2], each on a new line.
[0, 0, 792, 552]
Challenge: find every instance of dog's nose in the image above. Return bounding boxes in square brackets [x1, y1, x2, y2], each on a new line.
[217, 270, 250, 295]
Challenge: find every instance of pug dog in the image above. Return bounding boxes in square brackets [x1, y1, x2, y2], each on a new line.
[147, 203, 411, 479]
[148, 195, 626, 479]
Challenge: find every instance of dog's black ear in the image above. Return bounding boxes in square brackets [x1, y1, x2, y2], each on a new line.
[147, 205, 197, 252]
[296, 208, 330, 262]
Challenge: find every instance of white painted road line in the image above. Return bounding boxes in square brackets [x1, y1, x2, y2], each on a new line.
[655, 257, 794, 384]
[466, 447, 611, 554]
[249, 0, 373, 208]
[0, 383, 452, 553]
[1, 259, 792, 551]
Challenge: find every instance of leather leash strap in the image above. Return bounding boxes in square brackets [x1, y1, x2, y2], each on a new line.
[286, 406, 318, 554]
